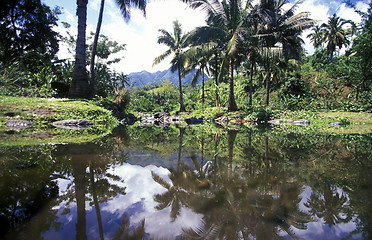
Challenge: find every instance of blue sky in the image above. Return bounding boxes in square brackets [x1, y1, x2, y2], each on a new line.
[42, 0, 370, 74]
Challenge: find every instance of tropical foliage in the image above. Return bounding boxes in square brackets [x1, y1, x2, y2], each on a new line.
[0, 0, 60, 72]
[0, 0, 371, 115]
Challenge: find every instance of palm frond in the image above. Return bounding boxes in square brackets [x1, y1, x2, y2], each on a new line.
[217, 54, 228, 82]
[181, 220, 221, 240]
[157, 29, 175, 48]
[114, 0, 146, 21]
[154, 194, 172, 210]
[173, 20, 183, 42]
[153, 49, 172, 66]
[284, 12, 310, 26]
[191, 68, 202, 86]
[279, 0, 303, 22]
[189, 26, 226, 44]
[151, 171, 171, 189]
[258, 46, 283, 60]
[170, 199, 182, 221]
[189, 0, 226, 27]
[227, 23, 245, 56]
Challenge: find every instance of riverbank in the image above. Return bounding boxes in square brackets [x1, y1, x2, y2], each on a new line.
[136, 108, 372, 134]
[1, 96, 371, 146]
[0, 96, 119, 146]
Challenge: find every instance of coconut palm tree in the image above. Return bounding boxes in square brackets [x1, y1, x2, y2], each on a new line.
[70, 0, 147, 99]
[307, 25, 323, 49]
[184, 42, 216, 103]
[89, 0, 106, 97]
[153, 20, 190, 112]
[89, 0, 147, 96]
[319, 14, 355, 60]
[183, 0, 252, 111]
[253, 0, 316, 105]
[69, 0, 90, 99]
[187, 26, 226, 107]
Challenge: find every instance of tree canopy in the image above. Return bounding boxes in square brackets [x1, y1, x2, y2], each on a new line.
[0, 0, 60, 72]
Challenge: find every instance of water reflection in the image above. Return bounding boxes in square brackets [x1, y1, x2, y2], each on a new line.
[0, 125, 371, 239]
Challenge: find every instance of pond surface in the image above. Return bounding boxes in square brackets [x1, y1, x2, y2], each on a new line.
[0, 125, 371, 240]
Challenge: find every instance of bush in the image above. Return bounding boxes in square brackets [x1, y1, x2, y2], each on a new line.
[0, 62, 60, 97]
[245, 107, 274, 123]
[276, 75, 313, 110]
[113, 88, 131, 112]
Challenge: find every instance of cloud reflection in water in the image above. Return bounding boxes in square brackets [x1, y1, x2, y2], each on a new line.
[100, 163, 203, 239]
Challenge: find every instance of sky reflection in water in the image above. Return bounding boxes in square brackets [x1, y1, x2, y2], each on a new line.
[1, 127, 370, 239]
[48, 163, 203, 240]
[41, 163, 362, 240]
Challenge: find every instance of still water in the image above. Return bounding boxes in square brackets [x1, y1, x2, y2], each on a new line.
[0, 125, 371, 240]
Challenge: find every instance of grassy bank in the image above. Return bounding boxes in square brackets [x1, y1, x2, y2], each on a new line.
[0, 96, 119, 146]
[183, 107, 372, 134]
[1, 96, 370, 147]
[275, 110, 372, 134]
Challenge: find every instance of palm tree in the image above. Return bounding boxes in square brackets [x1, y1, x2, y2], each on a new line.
[184, 42, 216, 103]
[113, 216, 145, 239]
[183, 0, 252, 112]
[69, 0, 147, 99]
[319, 14, 355, 60]
[241, 32, 260, 107]
[89, 0, 147, 97]
[187, 26, 226, 107]
[89, 0, 106, 97]
[153, 20, 190, 112]
[69, 0, 90, 99]
[253, 0, 316, 105]
[307, 25, 323, 49]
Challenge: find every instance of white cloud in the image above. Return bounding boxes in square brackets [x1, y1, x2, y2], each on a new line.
[88, 0, 101, 11]
[337, 3, 362, 23]
[355, 1, 369, 12]
[100, 0, 206, 73]
[63, 9, 76, 25]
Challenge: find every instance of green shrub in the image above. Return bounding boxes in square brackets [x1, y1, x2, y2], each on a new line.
[245, 108, 274, 123]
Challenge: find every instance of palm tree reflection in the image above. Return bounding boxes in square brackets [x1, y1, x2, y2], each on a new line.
[70, 154, 88, 240]
[113, 216, 146, 240]
[151, 171, 191, 221]
[150, 131, 313, 239]
[60, 143, 127, 240]
[304, 183, 352, 226]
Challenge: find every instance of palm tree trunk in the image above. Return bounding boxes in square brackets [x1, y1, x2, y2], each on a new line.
[264, 136, 269, 162]
[177, 127, 185, 167]
[71, 156, 87, 240]
[89, 165, 104, 240]
[214, 52, 220, 107]
[90, 0, 105, 97]
[264, 67, 271, 106]
[228, 59, 238, 111]
[178, 67, 185, 112]
[227, 130, 237, 180]
[329, 49, 334, 61]
[69, 0, 91, 99]
[202, 67, 205, 103]
[249, 62, 254, 107]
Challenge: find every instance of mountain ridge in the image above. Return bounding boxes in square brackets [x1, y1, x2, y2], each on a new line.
[127, 68, 207, 87]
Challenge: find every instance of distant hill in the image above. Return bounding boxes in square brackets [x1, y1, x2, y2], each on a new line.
[127, 68, 208, 87]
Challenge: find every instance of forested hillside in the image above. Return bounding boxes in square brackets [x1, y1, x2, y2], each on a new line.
[127, 68, 206, 87]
